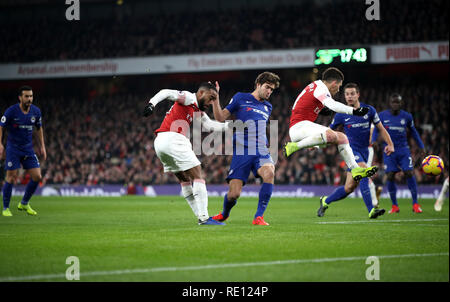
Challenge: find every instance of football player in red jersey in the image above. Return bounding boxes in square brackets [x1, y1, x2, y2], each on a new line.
[284, 67, 378, 182]
[143, 82, 229, 225]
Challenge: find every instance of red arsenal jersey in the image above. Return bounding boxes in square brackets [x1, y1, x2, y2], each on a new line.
[155, 102, 201, 137]
[289, 80, 331, 128]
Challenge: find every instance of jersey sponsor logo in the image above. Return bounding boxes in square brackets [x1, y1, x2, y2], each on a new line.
[348, 122, 370, 128]
[389, 126, 405, 131]
[19, 125, 33, 130]
[244, 107, 269, 119]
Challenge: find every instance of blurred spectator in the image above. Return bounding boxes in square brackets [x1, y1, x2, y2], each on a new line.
[1, 76, 447, 187]
[0, 0, 447, 63]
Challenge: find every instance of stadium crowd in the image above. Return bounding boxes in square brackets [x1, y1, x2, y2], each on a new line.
[1, 78, 448, 187]
[0, 0, 447, 63]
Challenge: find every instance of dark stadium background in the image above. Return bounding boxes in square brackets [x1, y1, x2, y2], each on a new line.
[0, 0, 448, 191]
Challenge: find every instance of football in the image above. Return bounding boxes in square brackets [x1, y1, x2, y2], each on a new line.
[421, 155, 445, 176]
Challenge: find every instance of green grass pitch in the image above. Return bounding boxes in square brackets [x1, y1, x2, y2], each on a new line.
[0, 196, 448, 282]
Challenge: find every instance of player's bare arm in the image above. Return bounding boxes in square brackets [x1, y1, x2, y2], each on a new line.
[210, 81, 231, 122]
[36, 126, 47, 161]
[375, 122, 394, 155]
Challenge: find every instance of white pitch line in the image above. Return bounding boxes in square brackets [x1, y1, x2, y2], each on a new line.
[316, 218, 449, 224]
[0, 252, 448, 282]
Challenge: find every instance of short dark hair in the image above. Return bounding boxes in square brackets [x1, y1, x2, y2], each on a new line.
[390, 93, 402, 100]
[322, 67, 344, 83]
[198, 82, 217, 92]
[344, 82, 360, 93]
[18, 85, 32, 96]
[255, 71, 280, 89]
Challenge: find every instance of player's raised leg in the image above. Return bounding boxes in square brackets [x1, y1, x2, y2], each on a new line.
[286, 123, 377, 181]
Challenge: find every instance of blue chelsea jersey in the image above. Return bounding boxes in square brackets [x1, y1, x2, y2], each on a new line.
[225, 92, 272, 155]
[0, 103, 42, 151]
[330, 102, 380, 150]
[375, 109, 424, 150]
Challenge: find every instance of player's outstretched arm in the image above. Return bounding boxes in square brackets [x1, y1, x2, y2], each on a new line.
[201, 113, 230, 132]
[143, 89, 196, 117]
[408, 118, 425, 150]
[211, 95, 231, 123]
[321, 98, 368, 116]
[375, 121, 394, 155]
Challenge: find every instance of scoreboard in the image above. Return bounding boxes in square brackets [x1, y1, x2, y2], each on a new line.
[314, 47, 369, 65]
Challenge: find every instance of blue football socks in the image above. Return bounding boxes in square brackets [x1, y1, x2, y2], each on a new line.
[255, 183, 273, 218]
[325, 186, 349, 204]
[2, 181, 13, 209]
[21, 180, 39, 205]
[387, 180, 398, 206]
[222, 194, 237, 217]
[359, 178, 374, 213]
[406, 176, 418, 205]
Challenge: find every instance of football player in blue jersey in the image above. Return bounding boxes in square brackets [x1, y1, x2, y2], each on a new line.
[210, 72, 280, 225]
[1, 86, 46, 216]
[372, 93, 426, 214]
[317, 83, 395, 219]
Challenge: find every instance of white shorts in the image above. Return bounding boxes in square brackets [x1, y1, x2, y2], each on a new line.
[154, 132, 201, 173]
[289, 120, 329, 143]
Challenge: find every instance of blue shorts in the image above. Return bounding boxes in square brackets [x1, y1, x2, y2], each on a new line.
[226, 153, 274, 185]
[5, 147, 40, 171]
[383, 147, 413, 173]
[347, 147, 369, 172]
